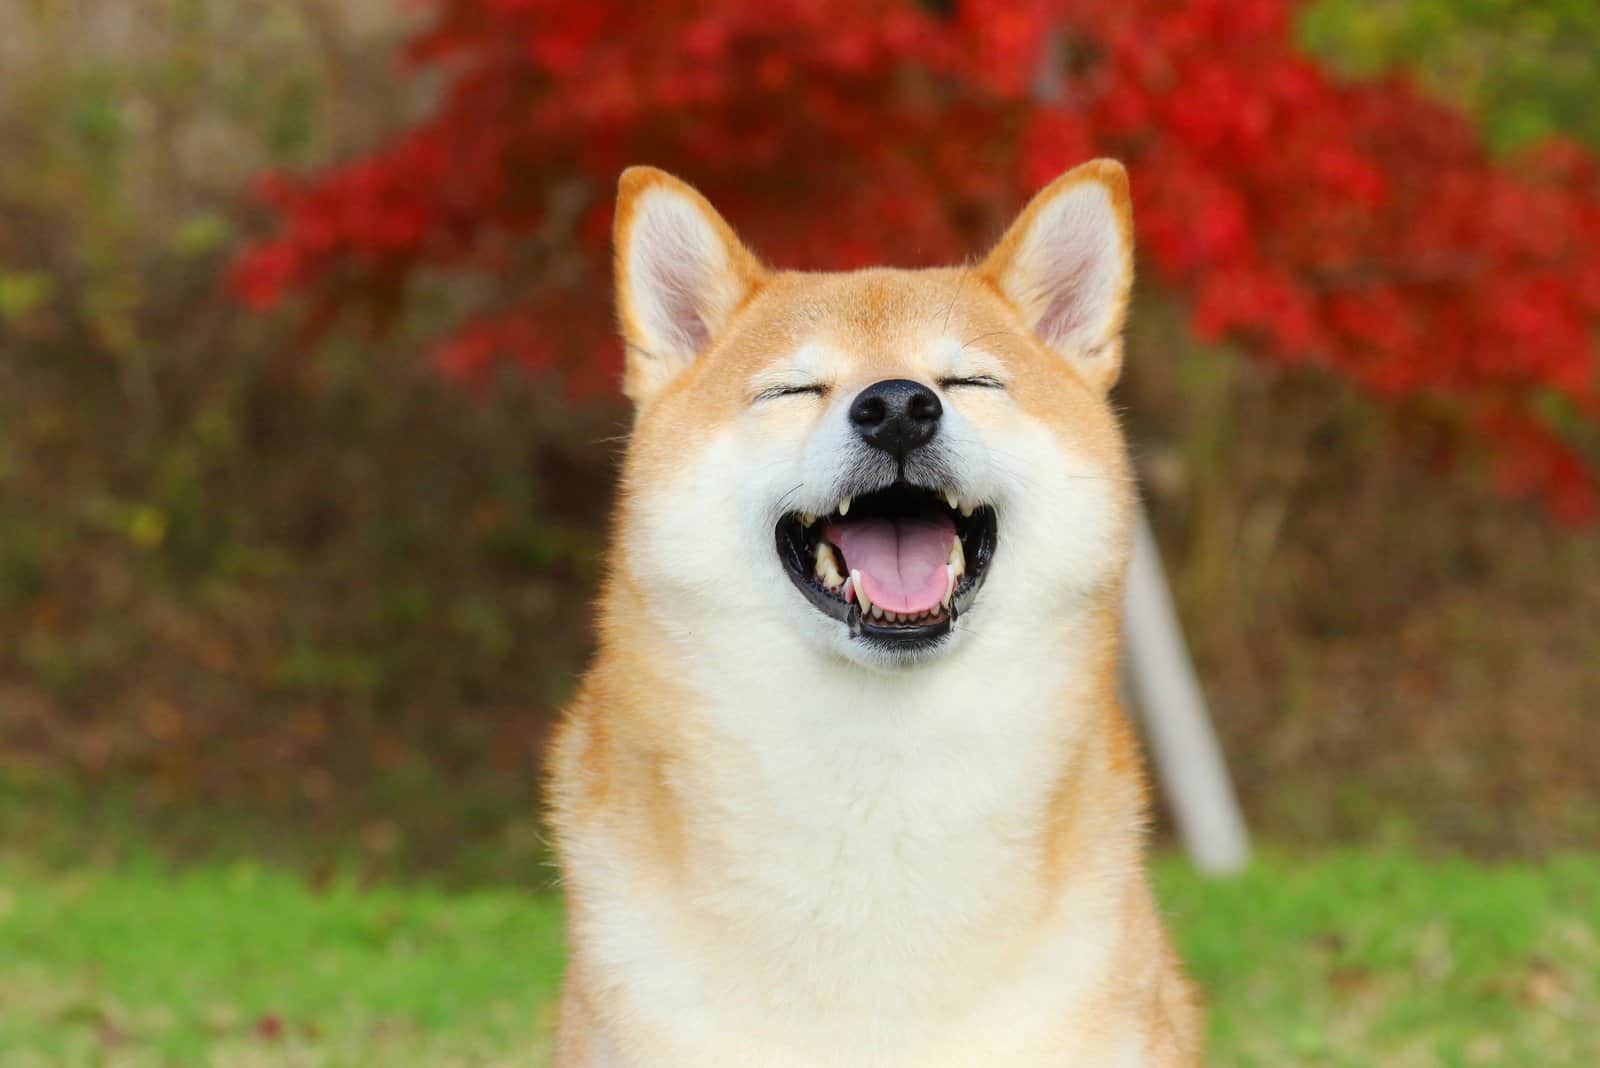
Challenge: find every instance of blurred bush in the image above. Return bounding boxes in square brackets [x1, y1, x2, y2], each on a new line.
[1302, 0, 1600, 152]
[236, 0, 1600, 521]
[0, 1, 618, 880]
[0, 0, 1596, 880]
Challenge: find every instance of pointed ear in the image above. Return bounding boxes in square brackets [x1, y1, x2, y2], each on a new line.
[979, 159, 1134, 393]
[613, 167, 765, 405]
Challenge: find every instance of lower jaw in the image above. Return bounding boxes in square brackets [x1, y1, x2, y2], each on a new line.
[779, 573, 984, 655]
[779, 564, 968, 638]
[851, 611, 952, 648]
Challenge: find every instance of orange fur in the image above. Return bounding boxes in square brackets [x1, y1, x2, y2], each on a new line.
[549, 162, 1201, 1066]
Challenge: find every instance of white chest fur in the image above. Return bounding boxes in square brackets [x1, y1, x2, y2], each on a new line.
[567, 631, 1141, 1066]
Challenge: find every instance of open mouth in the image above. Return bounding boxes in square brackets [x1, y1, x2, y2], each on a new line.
[775, 483, 997, 650]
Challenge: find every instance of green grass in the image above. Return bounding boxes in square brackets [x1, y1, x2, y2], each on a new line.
[0, 862, 566, 1067]
[1, 854, 1597, 1066]
[1159, 854, 1600, 1067]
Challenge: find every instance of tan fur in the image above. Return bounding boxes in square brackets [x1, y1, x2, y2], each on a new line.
[549, 162, 1202, 1066]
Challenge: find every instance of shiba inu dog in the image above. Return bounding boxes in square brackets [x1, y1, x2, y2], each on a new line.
[548, 160, 1201, 1066]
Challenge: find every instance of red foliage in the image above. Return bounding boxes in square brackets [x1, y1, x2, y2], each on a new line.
[234, 0, 1600, 521]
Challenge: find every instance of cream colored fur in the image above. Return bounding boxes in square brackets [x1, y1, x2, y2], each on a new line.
[548, 161, 1202, 1067]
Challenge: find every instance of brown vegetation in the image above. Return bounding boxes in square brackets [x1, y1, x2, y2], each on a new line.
[1, 1, 1594, 880]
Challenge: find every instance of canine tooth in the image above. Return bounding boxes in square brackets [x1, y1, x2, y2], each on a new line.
[944, 563, 958, 608]
[838, 496, 851, 516]
[801, 512, 816, 527]
[960, 500, 976, 517]
[850, 570, 872, 615]
[945, 491, 959, 510]
[948, 536, 966, 572]
[814, 542, 844, 589]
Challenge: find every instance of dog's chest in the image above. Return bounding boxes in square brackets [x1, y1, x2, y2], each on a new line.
[577, 669, 1129, 1063]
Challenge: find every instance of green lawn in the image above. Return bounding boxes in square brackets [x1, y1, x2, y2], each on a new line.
[2, 853, 1596, 1067]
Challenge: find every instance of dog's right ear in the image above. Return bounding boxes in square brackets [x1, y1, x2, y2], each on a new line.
[978, 159, 1134, 395]
[614, 167, 766, 405]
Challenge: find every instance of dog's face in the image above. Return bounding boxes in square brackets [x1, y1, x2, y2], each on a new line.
[612, 164, 1135, 669]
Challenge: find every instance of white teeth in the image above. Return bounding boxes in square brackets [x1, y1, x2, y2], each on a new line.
[944, 536, 965, 609]
[945, 491, 959, 510]
[871, 604, 885, 620]
[801, 513, 816, 527]
[814, 541, 844, 589]
[850, 570, 872, 615]
[884, 610, 899, 623]
[838, 497, 851, 516]
[948, 536, 966, 572]
[959, 501, 976, 518]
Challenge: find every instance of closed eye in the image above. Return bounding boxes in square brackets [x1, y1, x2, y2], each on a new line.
[938, 375, 1005, 390]
[754, 383, 831, 403]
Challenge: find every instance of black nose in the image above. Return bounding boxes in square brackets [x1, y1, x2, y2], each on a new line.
[848, 378, 942, 459]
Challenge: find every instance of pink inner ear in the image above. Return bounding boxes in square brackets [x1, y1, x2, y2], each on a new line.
[628, 191, 724, 358]
[1009, 183, 1126, 355]
[1032, 260, 1090, 350]
[642, 260, 710, 355]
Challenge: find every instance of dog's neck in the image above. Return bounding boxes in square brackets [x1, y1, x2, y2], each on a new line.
[557, 575, 1149, 1063]
[578, 577, 1146, 1042]
[600, 572, 1137, 874]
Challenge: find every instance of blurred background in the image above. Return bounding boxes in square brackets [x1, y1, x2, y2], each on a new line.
[1, 1, 1597, 1065]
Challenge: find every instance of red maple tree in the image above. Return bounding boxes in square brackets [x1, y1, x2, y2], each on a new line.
[234, 0, 1600, 522]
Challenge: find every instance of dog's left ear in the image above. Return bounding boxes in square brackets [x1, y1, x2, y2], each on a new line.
[979, 159, 1134, 394]
[614, 167, 766, 405]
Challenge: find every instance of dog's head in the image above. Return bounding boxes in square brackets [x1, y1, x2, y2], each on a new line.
[611, 163, 1135, 669]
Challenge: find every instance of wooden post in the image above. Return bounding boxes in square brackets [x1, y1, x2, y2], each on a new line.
[1123, 504, 1251, 875]
[1031, 27, 1247, 874]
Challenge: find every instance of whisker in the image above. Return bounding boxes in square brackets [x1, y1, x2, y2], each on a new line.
[959, 329, 1024, 352]
[623, 340, 666, 364]
[773, 482, 806, 513]
[940, 271, 969, 335]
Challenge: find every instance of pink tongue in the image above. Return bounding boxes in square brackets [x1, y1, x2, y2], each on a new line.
[826, 514, 955, 614]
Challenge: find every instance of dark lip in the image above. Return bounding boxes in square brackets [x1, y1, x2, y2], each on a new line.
[774, 482, 998, 652]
